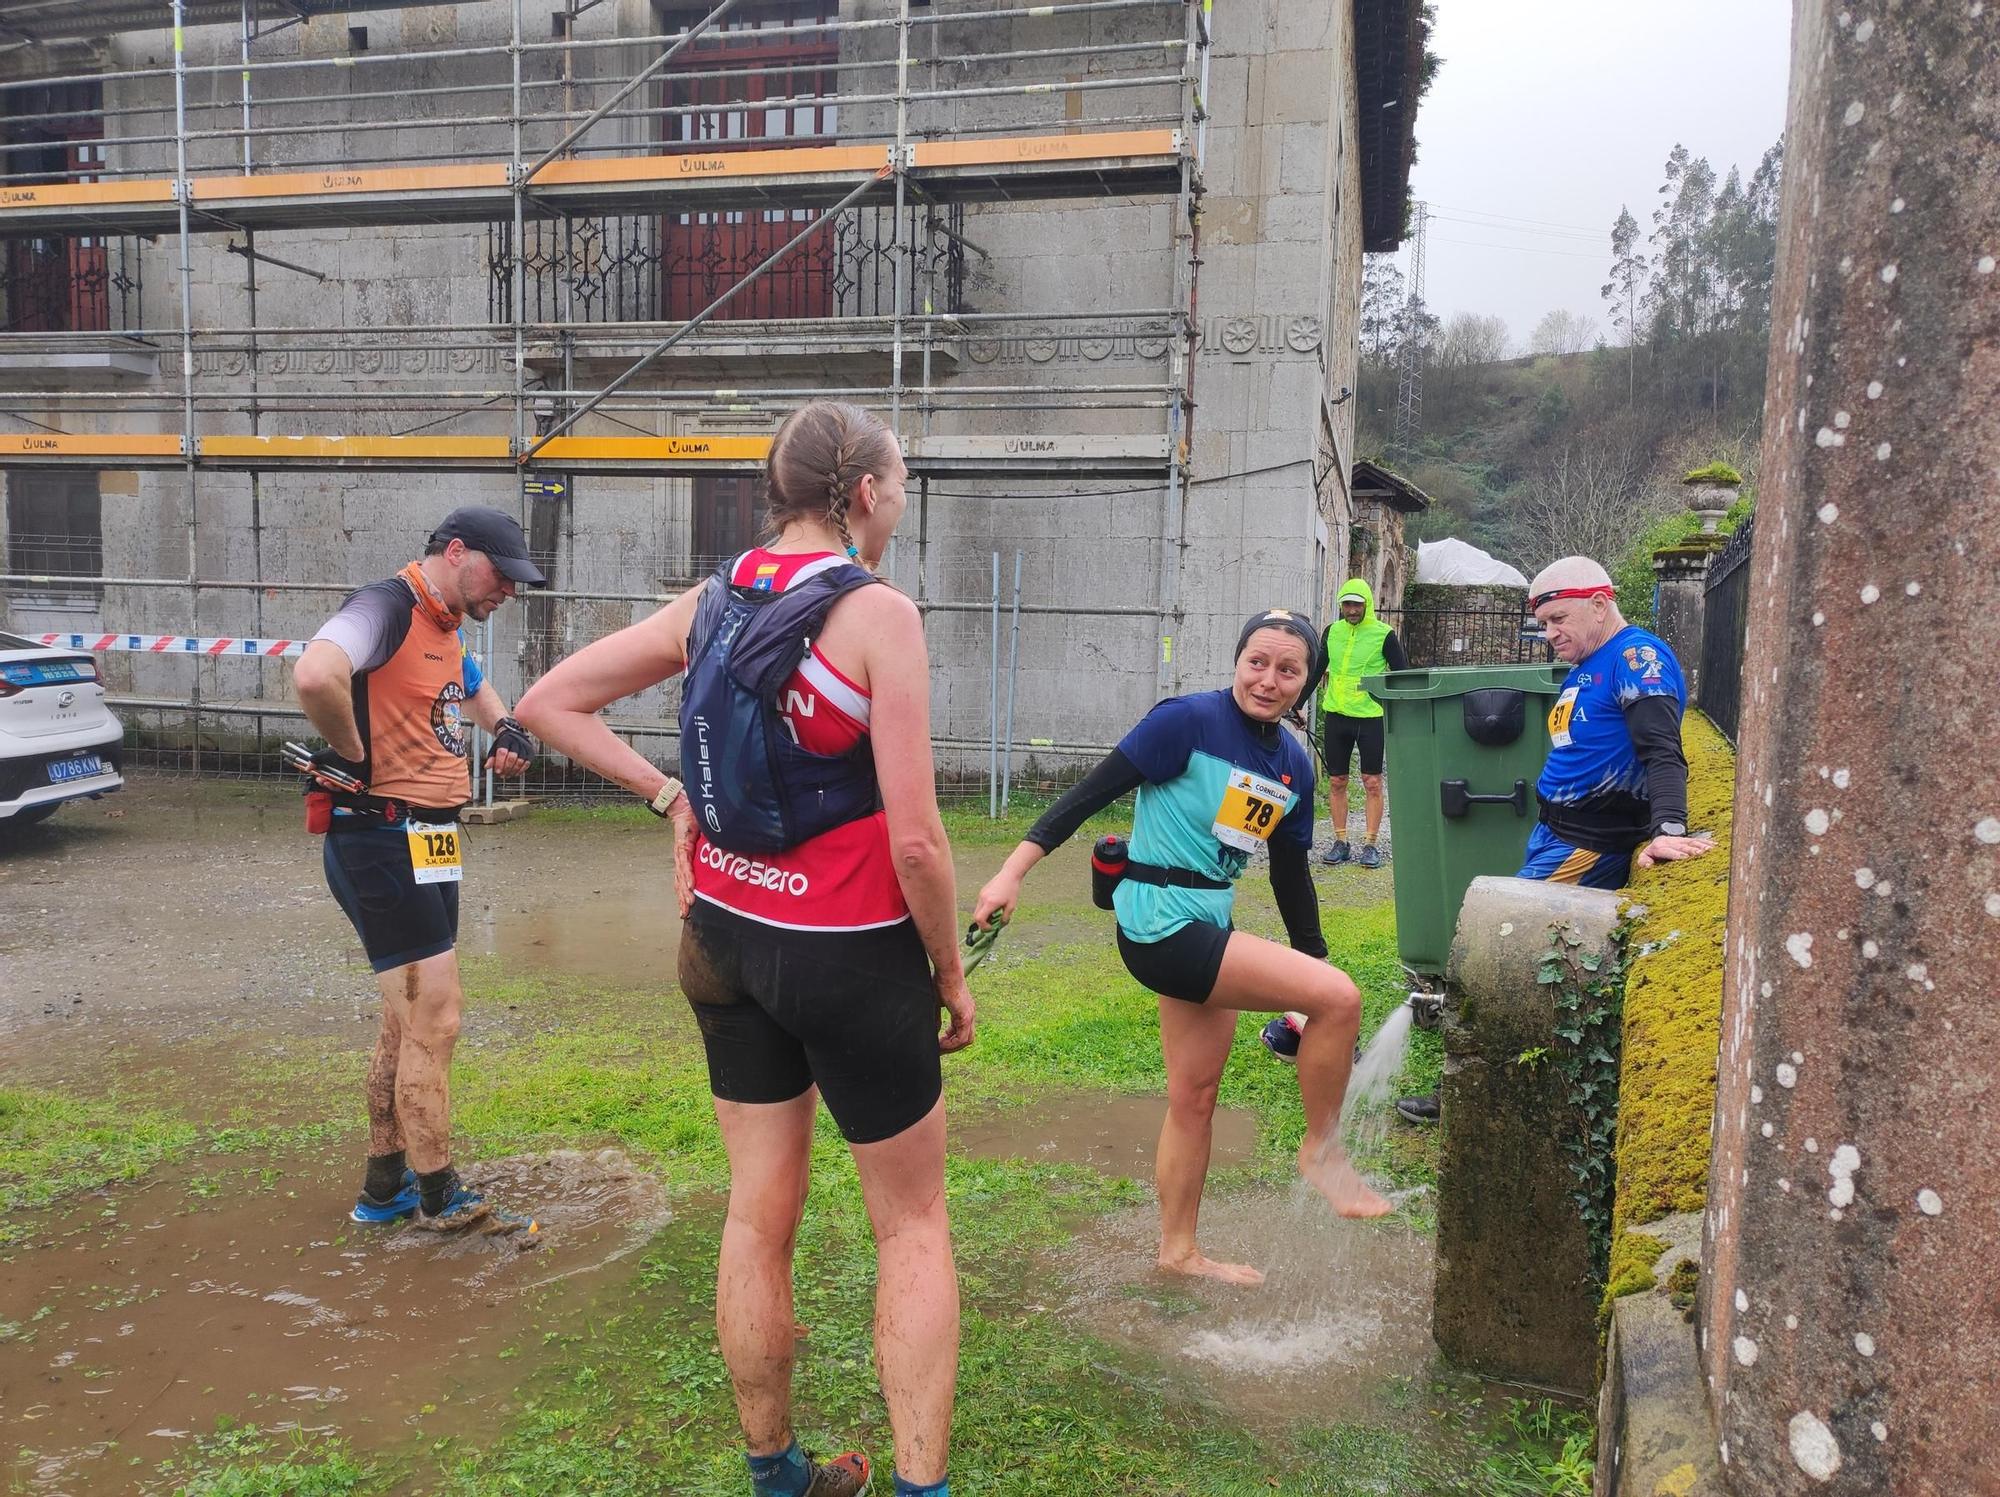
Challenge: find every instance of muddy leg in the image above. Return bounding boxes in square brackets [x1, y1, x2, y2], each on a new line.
[712, 1090, 817, 1456]
[1156, 997, 1264, 1285]
[391, 949, 463, 1175]
[851, 1096, 957, 1485]
[365, 978, 406, 1157]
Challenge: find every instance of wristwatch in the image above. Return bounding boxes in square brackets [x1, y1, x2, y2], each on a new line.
[646, 777, 685, 818]
[1656, 821, 1687, 838]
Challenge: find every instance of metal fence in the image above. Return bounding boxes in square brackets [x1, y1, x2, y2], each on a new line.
[1379, 606, 1552, 668]
[1696, 514, 1754, 743]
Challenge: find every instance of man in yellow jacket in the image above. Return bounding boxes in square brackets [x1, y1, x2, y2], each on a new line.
[1317, 579, 1407, 869]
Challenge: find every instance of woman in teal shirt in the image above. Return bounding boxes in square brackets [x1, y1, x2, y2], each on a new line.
[974, 610, 1391, 1286]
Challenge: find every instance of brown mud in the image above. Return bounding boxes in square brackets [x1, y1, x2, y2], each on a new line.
[1, 1145, 669, 1496]
[953, 1093, 1261, 1179]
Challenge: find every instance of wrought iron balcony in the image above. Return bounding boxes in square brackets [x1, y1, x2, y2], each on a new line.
[487, 201, 966, 330]
[1, 235, 146, 337]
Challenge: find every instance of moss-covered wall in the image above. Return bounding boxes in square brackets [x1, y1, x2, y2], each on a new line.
[1603, 714, 1735, 1306]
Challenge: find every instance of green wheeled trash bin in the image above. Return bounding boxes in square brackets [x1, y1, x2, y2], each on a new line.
[1360, 663, 1570, 977]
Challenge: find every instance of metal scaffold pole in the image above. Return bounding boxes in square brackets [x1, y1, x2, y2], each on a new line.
[172, 0, 200, 771]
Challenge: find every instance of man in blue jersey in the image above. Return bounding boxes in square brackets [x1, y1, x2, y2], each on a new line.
[1396, 555, 1715, 1124]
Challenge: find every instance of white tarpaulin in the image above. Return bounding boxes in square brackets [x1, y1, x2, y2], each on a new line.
[1414, 538, 1529, 589]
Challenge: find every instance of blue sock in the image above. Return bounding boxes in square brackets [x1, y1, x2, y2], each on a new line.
[746, 1440, 811, 1497]
[893, 1475, 947, 1497]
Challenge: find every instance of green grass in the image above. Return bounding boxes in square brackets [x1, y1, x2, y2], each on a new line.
[2, 869, 1571, 1496]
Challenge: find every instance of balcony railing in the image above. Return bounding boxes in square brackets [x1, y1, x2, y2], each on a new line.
[488, 202, 966, 327]
[0, 235, 145, 335]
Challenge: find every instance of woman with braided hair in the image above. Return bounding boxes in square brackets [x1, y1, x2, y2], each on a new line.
[518, 400, 966, 1497]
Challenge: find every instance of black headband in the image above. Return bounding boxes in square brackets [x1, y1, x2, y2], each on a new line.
[1236, 609, 1325, 702]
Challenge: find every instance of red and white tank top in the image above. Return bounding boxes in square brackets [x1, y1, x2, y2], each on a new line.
[689, 549, 910, 932]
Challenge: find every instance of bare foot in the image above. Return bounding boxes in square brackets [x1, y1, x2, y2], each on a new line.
[1158, 1247, 1267, 1286]
[1298, 1142, 1393, 1219]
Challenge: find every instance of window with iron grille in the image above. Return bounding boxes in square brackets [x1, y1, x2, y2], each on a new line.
[659, 1, 842, 321]
[5, 470, 104, 605]
[2, 83, 121, 335]
[691, 474, 761, 576]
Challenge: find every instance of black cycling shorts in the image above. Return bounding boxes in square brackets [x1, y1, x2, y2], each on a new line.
[1117, 919, 1233, 1004]
[680, 902, 943, 1145]
[1324, 712, 1386, 776]
[323, 819, 460, 973]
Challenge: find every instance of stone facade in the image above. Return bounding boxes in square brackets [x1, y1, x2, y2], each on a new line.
[2, 0, 1385, 774]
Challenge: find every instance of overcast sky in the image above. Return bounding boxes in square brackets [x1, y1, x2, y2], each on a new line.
[1403, 1, 1795, 349]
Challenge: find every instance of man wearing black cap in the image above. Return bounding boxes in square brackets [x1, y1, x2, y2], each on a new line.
[293, 505, 546, 1230]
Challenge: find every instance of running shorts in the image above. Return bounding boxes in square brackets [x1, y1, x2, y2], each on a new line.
[680, 902, 943, 1144]
[1519, 822, 1634, 890]
[1116, 918, 1233, 1004]
[323, 817, 461, 973]
[1323, 712, 1386, 776]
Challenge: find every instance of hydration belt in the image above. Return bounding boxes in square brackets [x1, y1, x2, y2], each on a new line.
[1122, 859, 1232, 890]
[324, 791, 465, 827]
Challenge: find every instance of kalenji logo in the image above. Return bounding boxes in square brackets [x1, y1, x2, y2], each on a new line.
[700, 840, 809, 897]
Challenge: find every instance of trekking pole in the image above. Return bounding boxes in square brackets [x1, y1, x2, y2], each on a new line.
[279, 740, 364, 794]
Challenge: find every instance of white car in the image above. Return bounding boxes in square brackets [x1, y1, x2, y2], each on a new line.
[0, 630, 125, 826]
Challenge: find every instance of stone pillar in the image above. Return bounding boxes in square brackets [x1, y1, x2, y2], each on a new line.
[1699, 4, 2000, 1492]
[1434, 876, 1623, 1394]
[1650, 541, 1722, 702]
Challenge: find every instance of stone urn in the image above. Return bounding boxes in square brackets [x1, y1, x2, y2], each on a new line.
[1680, 469, 1741, 534]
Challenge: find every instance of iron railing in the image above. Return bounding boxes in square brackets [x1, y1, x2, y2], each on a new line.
[1696, 514, 1754, 743]
[0, 235, 145, 334]
[1381, 606, 1552, 669]
[488, 202, 965, 325]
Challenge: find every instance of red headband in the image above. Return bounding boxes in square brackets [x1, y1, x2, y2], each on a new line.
[1529, 584, 1615, 611]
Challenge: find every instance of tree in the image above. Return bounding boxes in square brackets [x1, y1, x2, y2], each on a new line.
[1646, 143, 1721, 407]
[1510, 427, 1671, 572]
[1600, 206, 1645, 403]
[1359, 255, 1407, 364]
[1529, 309, 1598, 359]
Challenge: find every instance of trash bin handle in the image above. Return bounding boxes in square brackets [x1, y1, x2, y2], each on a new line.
[1439, 778, 1530, 818]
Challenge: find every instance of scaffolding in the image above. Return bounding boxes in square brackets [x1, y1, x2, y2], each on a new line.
[0, 0, 1210, 794]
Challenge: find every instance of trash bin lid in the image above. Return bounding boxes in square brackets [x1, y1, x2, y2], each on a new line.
[1362, 663, 1570, 699]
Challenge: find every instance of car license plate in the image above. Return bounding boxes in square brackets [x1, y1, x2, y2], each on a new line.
[48, 753, 106, 784]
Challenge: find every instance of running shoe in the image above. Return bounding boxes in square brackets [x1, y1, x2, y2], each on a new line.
[1395, 1091, 1440, 1125]
[1260, 1012, 1304, 1063]
[349, 1173, 419, 1225]
[802, 1451, 871, 1497]
[1321, 839, 1352, 866]
[1358, 844, 1383, 869]
[411, 1175, 535, 1236]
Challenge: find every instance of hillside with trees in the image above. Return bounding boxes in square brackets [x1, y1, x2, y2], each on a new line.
[1359, 139, 1783, 591]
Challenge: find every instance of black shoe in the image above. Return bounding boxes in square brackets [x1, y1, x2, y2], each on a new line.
[1321, 839, 1352, 866]
[1395, 1092, 1440, 1125]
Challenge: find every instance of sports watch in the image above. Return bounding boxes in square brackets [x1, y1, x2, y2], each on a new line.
[647, 778, 686, 818]
[1656, 821, 1687, 838]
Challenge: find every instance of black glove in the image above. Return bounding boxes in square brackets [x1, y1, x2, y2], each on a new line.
[306, 745, 367, 792]
[485, 715, 536, 767]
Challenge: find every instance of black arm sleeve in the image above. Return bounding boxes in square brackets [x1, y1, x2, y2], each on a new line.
[1624, 695, 1691, 832]
[1269, 839, 1327, 958]
[1023, 748, 1145, 853]
[1382, 630, 1409, 672]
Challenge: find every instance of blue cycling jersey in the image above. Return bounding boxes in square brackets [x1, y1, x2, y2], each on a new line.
[1113, 689, 1315, 943]
[1536, 625, 1685, 809]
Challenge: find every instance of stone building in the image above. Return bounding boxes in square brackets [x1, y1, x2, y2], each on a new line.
[1, 0, 1423, 778]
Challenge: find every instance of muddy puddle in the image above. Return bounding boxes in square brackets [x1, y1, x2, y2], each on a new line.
[1046, 1187, 1437, 1433]
[1, 1146, 671, 1495]
[954, 1093, 1260, 1179]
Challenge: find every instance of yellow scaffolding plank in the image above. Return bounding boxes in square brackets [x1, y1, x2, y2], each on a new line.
[531, 145, 890, 188]
[0, 179, 178, 209]
[534, 435, 772, 464]
[200, 435, 511, 461]
[191, 163, 511, 202]
[910, 129, 1181, 169]
[0, 432, 183, 458]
